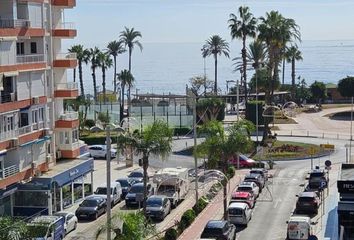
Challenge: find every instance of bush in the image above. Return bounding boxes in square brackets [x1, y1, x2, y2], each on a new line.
[84, 119, 95, 128]
[227, 166, 235, 179]
[193, 197, 208, 214]
[178, 209, 196, 232]
[164, 228, 178, 240]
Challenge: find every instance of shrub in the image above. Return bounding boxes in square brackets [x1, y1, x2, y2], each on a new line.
[227, 166, 235, 179]
[164, 228, 178, 240]
[193, 197, 208, 214]
[178, 209, 196, 232]
[84, 119, 95, 128]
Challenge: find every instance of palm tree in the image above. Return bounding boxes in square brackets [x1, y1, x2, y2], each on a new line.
[106, 40, 126, 93]
[97, 51, 113, 103]
[68, 45, 86, 97]
[117, 70, 134, 122]
[117, 120, 173, 215]
[285, 45, 303, 100]
[84, 47, 101, 101]
[202, 35, 230, 94]
[120, 27, 143, 117]
[228, 6, 257, 106]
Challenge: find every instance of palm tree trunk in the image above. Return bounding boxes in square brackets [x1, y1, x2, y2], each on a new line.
[73, 68, 76, 83]
[223, 157, 228, 220]
[242, 38, 248, 107]
[92, 68, 97, 102]
[142, 154, 148, 216]
[214, 54, 218, 94]
[291, 58, 295, 100]
[120, 85, 125, 122]
[102, 66, 106, 104]
[113, 56, 117, 94]
[128, 49, 132, 116]
[282, 57, 285, 86]
[79, 60, 84, 97]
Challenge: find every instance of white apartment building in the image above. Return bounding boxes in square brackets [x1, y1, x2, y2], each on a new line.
[0, 0, 89, 216]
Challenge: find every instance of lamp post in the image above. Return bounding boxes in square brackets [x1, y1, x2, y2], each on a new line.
[105, 125, 112, 240]
[255, 69, 259, 144]
[350, 96, 353, 162]
[236, 79, 240, 121]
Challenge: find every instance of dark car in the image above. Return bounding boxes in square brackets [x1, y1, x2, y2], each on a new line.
[125, 183, 154, 208]
[116, 178, 134, 198]
[250, 168, 268, 181]
[146, 195, 171, 221]
[295, 191, 320, 215]
[308, 169, 328, 190]
[244, 173, 265, 190]
[75, 196, 106, 220]
[127, 169, 146, 183]
[200, 220, 236, 240]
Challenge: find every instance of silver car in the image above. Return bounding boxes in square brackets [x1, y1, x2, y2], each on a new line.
[146, 195, 171, 221]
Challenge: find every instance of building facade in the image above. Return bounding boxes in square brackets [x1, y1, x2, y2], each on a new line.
[0, 0, 86, 216]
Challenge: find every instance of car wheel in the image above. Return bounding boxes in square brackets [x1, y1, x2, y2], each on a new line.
[74, 222, 77, 230]
[94, 212, 98, 220]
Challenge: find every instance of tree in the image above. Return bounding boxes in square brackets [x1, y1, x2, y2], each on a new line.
[196, 120, 255, 220]
[117, 70, 134, 122]
[106, 40, 126, 93]
[229, 6, 257, 106]
[196, 98, 226, 123]
[310, 81, 326, 104]
[285, 45, 303, 100]
[85, 47, 101, 101]
[338, 76, 354, 98]
[202, 35, 230, 94]
[68, 45, 87, 97]
[120, 27, 143, 117]
[116, 120, 173, 215]
[189, 75, 213, 98]
[295, 76, 311, 103]
[249, 68, 280, 93]
[97, 51, 113, 103]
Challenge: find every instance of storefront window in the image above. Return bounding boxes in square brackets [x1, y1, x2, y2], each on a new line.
[14, 191, 48, 207]
[0, 196, 12, 216]
[62, 184, 72, 208]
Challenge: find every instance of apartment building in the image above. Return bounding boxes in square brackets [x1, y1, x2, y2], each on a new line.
[0, 0, 91, 216]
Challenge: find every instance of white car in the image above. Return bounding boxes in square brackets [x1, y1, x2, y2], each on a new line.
[88, 145, 117, 159]
[236, 182, 260, 198]
[53, 211, 78, 235]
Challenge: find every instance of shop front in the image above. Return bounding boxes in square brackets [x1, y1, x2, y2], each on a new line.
[13, 159, 94, 217]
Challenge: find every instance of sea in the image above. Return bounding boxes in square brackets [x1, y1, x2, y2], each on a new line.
[71, 40, 354, 96]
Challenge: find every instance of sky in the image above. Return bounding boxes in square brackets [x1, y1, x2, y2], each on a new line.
[65, 0, 354, 47]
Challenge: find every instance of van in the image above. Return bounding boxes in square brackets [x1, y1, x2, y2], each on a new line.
[27, 215, 65, 240]
[228, 202, 252, 226]
[286, 215, 314, 240]
[94, 182, 122, 206]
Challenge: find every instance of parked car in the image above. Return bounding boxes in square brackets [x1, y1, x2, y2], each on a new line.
[27, 216, 65, 240]
[228, 202, 252, 226]
[75, 196, 107, 220]
[145, 195, 171, 221]
[88, 145, 117, 159]
[125, 183, 154, 208]
[237, 182, 260, 198]
[308, 168, 328, 190]
[244, 173, 265, 190]
[286, 215, 315, 240]
[229, 154, 256, 168]
[127, 169, 145, 183]
[200, 220, 236, 240]
[295, 192, 320, 215]
[53, 211, 78, 235]
[230, 191, 255, 208]
[116, 178, 134, 198]
[250, 168, 269, 181]
[93, 182, 122, 206]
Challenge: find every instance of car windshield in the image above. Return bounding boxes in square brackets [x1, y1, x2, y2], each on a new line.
[81, 199, 98, 207]
[299, 197, 314, 202]
[129, 172, 143, 178]
[310, 172, 324, 178]
[238, 187, 251, 192]
[201, 228, 224, 238]
[233, 197, 246, 200]
[130, 185, 144, 193]
[229, 208, 244, 216]
[239, 154, 248, 160]
[147, 198, 162, 207]
[95, 187, 113, 195]
[117, 180, 129, 187]
[53, 212, 67, 218]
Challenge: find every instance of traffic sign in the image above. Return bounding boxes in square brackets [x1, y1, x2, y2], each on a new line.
[325, 160, 332, 167]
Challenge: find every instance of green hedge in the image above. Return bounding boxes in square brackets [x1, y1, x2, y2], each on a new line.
[164, 228, 178, 240]
[80, 135, 118, 145]
[178, 209, 196, 232]
[193, 197, 208, 215]
[245, 101, 264, 125]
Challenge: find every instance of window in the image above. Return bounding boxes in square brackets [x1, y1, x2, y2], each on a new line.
[72, 128, 78, 143]
[2, 115, 15, 132]
[20, 112, 29, 127]
[60, 132, 70, 144]
[16, 42, 24, 55]
[30, 42, 37, 54]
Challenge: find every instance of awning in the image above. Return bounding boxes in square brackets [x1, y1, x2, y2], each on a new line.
[20, 140, 37, 147]
[4, 71, 19, 77]
[0, 37, 17, 42]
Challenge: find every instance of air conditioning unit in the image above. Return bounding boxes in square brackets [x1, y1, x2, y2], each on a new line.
[9, 138, 19, 148]
[32, 96, 40, 105]
[56, 150, 62, 159]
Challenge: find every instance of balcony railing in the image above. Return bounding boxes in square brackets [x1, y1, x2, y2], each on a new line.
[0, 92, 17, 104]
[54, 22, 75, 29]
[3, 165, 20, 178]
[54, 53, 77, 61]
[0, 19, 30, 28]
[58, 112, 78, 121]
[19, 122, 45, 135]
[0, 130, 19, 142]
[56, 82, 78, 90]
[16, 54, 45, 64]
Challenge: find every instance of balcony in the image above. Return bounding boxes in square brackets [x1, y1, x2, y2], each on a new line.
[53, 53, 77, 68]
[55, 111, 79, 128]
[52, 0, 76, 8]
[0, 54, 46, 73]
[0, 92, 17, 104]
[16, 54, 45, 64]
[0, 130, 18, 142]
[52, 22, 77, 38]
[0, 19, 45, 37]
[19, 122, 45, 135]
[54, 82, 79, 98]
[0, 19, 30, 29]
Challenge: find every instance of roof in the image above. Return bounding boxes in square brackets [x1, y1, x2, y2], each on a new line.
[148, 195, 166, 200]
[232, 191, 251, 198]
[85, 195, 105, 201]
[299, 192, 317, 197]
[229, 202, 248, 208]
[31, 215, 62, 224]
[288, 215, 311, 222]
[205, 220, 227, 229]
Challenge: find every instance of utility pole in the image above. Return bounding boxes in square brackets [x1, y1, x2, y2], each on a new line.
[350, 96, 353, 162]
[255, 69, 259, 144]
[106, 126, 112, 240]
[193, 95, 198, 203]
[236, 79, 239, 121]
